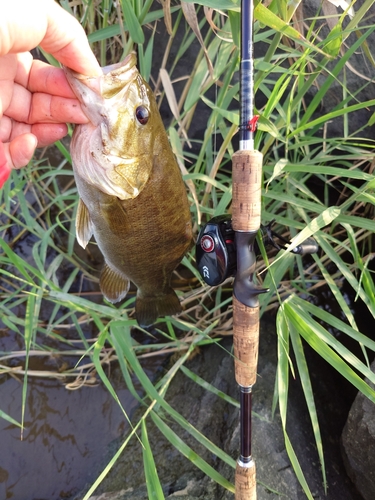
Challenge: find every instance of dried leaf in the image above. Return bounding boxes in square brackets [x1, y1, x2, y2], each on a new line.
[159, 68, 191, 146]
[291, 2, 305, 39]
[326, 0, 354, 18]
[321, 0, 340, 31]
[160, 0, 173, 35]
[181, 2, 214, 76]
[203, 6, 232, 42]
[168, 127, 201, 224]
[178, 159, 201, 226]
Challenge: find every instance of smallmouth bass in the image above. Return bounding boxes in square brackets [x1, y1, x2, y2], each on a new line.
[64, 53, 193, 327]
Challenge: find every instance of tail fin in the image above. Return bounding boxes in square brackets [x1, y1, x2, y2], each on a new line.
[135, 288, 182, 328]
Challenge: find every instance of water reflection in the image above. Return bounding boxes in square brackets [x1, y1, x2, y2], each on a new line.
[1, 374, 137, 500]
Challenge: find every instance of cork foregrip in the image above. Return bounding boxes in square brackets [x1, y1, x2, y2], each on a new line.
[233, 295, 259, 387]
[235, 461, 256, 500]
[232, 150, 263, 233]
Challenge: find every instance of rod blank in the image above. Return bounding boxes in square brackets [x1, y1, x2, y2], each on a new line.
[239, 0, 255, 151]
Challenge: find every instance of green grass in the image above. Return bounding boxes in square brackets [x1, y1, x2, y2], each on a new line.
[1, 0, 375, 498]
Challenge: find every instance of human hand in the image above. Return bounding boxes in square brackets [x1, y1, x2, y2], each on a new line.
[0, 0, 101, 187]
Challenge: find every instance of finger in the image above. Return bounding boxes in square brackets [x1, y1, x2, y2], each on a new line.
[9, 121, 68, 146]
[0, 54, 18, 114]
[5, 133, 38, 170]
[0, 0, 101, 76]
[0, 115, 12, 141]
[10, 51, 33, 88]
[31, 123, 68, 147]
[1, 116, 68, 150]
[2, 82, 31, 122]
[8, 121, 31, 141]
[22, 58, 77, 99]
[29, 93, 89, 124]
[1, 116, 68, 147]
[4, 84, 88, 124]
[28, 60, 77, 98]
[0, 165, 10, 188]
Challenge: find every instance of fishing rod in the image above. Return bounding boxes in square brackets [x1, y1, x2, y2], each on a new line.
[196, 0, 318, 497]
[197, 0, 262, 493]
[230, 0, 262, 495]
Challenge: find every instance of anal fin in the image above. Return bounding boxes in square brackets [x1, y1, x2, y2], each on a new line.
[100, 263, 130, 303]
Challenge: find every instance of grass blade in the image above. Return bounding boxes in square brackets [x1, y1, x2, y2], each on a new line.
[142, 420, 165, 499]
[150, 410, 235, 493]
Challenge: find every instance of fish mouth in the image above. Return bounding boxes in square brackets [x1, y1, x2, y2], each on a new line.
[102, 53, 138, 99]
[102, 52, 137, 75]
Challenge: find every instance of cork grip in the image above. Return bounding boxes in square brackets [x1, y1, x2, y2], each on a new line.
[233, 295, 259, 387]
[235, 461, 256, 500]
[232, 150, 263, 233]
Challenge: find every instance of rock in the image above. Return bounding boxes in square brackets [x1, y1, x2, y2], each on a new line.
[77, 318, 361, 500]
[90, 492, 129, 500]
[288, 0, 375, 139]
[341, 359, 375, 500]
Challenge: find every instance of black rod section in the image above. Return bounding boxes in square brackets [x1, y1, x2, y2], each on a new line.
[239, 0, 254, 150]
[240, 386, 252, 460]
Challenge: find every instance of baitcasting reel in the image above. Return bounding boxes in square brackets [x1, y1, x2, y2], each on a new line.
[196, 215, 236, 286]
[196, 215, 319, 286]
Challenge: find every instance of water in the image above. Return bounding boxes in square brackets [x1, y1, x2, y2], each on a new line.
[0, 176, 141, 500]
[0, 374, 137, 500]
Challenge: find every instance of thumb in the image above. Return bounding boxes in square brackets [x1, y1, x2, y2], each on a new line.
[42, 1, 101, 75]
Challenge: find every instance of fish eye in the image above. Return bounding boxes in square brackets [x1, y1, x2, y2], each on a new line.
[135, 106, 149, 125]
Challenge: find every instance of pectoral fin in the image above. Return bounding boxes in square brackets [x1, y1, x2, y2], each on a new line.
[76, 199, 93, 249]
[99, 195, 129, 237]
[100, 263, 130, 303]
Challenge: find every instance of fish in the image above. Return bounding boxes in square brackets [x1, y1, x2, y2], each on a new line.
[64, 53, 193, 327]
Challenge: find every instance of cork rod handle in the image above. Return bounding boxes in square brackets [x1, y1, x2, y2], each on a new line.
[232, 150, 263, 233]
[235, 462, 257, 500]
[233, 296, 259, 387]
[232, 149, 263, 388]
